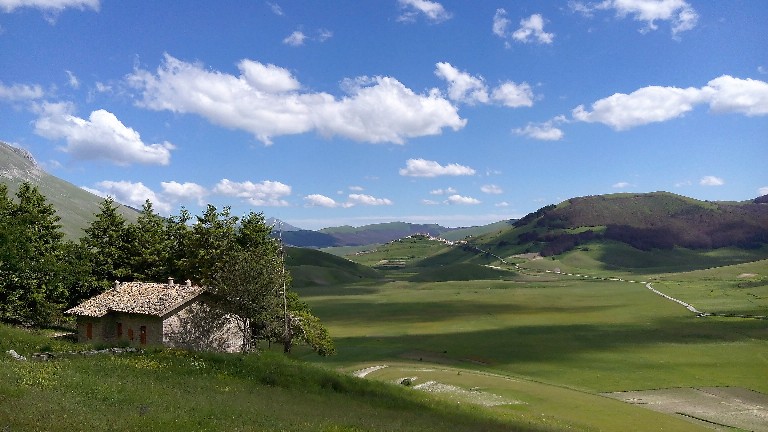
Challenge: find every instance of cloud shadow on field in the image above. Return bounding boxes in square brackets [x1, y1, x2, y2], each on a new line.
[325, 316, 768, 367]
[307, 298, 619, 326]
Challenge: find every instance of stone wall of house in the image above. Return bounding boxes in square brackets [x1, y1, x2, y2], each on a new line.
[162, 300, 244, 353]
[77, 313, 164, 347]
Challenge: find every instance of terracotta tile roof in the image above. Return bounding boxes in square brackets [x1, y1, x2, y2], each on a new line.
[66, 280, 205, 318]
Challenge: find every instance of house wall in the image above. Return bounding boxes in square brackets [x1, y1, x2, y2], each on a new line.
[162, 299, 244, 353]
[76, 313, 163, 347]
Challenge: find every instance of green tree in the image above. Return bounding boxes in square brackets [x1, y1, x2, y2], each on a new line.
[209, 247, 285, 352]
[187, 205, 238, 285]
[207, 213, 334, 355]
[0, 183, 68, 325]
[58, 241, 99, 309]
[278, 291, 336, 356]
[130, 200, 169, 282]
[164, 207, 192, 281]
[81, 197, 133, 290]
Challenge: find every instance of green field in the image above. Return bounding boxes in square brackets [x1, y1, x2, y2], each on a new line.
[292, 247, 768, 431]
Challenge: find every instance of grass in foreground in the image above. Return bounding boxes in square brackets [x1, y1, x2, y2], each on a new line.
[0, 324, 556, 432]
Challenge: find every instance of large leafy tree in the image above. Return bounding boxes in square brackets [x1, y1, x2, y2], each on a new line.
[210, 247, 285, 352]
[206, 209, 334, 355]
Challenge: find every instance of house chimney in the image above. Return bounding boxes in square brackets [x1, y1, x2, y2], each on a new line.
[168, 277, 174, 286]
[114, 280, 120, 290]
[185, 279, 192, 287]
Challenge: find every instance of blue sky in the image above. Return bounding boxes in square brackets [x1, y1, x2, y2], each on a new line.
[1, 0, 766, 230]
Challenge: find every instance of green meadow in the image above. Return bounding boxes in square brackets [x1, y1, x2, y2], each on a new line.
[291, 242, 768, 430]
[0, 326, 551, 432]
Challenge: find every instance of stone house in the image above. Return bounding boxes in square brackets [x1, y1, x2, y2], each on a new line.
[66, 278, 243, 352]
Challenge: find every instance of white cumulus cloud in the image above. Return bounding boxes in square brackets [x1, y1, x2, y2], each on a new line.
[347, 194, 393, 206]
[571, 75, 768, 130]
[434, 62, 533, 108]
[33, 101, 174, 165]
[430, 187, 457, 195]
[491, 81, 534, 108]
[0, 0, 99, 12]
[0, 82, 44, 101]
[700, 176, 724, 186]
[304, 194, 339, 208]
[283, 30, 307, 46]
[434, 62, 489, 105]
[128, 54, 465, 145]
[492, 8, 510, 38]
[513, 119, 564, 141]
[397, 0, 451, 23]
[213, 178, 291, 206]
[84, 180, 172, 214]
[445, 194, 481, 205]
[161, 181, 207, 205]
[481, 184, 503, 194]
[512, 14, 554, 44]
[572, 85, 705, 130]
[573, 0, 698, 37]
[493, 10, 554, 45]
[399, 158, 476, 177]
[705, 75, 768, 117]
[758, 186, 768, 196]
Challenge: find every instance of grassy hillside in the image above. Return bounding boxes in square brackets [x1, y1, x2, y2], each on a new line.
[456, 192, 768, 270]
[0, 141, 138, 239]
[0, 324, 552, 432]
[440, 219, 516, 241]
[286, 247, 383, 287]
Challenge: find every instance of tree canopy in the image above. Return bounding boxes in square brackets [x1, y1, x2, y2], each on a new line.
[0, 185, 333, 355]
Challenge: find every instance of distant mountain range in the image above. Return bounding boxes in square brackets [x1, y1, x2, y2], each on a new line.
[0, 141, 139, 239]
[277, 220, 515, 248]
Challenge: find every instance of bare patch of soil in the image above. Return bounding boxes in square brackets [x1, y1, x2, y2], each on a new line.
[512, 253, 541, 260]
[603, 387, 768, 431]
[411, 380, 523, 407]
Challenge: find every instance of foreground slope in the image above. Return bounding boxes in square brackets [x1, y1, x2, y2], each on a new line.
[0, 324, 553, 432]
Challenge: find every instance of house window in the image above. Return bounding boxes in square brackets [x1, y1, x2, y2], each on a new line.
[140, 326, 147, 345]
[116, 322, 123, 338]
[128, 328, 134, 341]
[86, 322, 93, 340]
